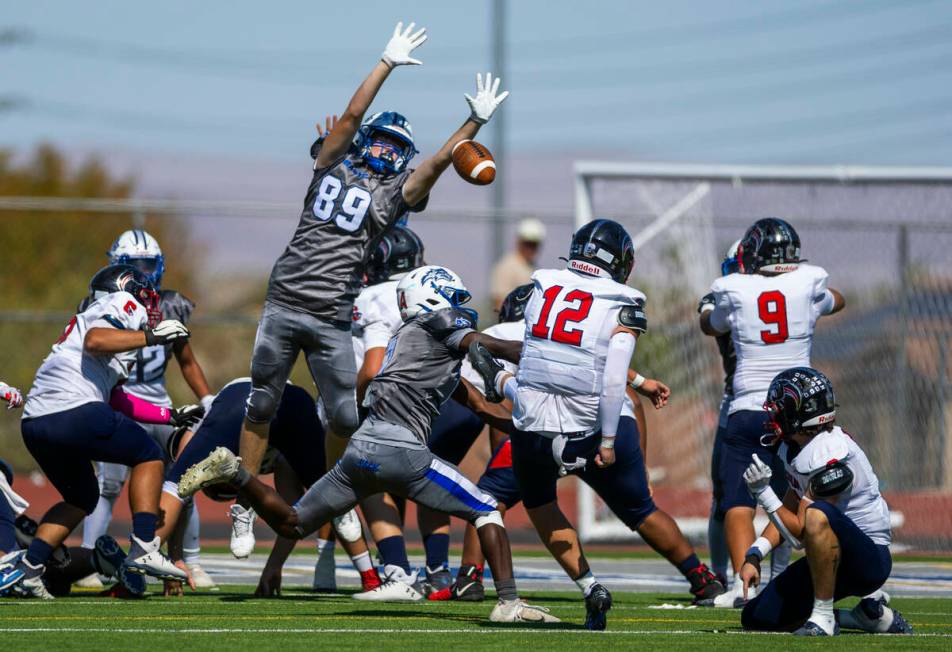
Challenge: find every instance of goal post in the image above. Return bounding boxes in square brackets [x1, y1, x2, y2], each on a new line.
[573, 160, 952, 550]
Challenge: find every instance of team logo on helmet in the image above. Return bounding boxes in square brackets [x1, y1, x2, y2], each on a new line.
[421, 267, 453, 286]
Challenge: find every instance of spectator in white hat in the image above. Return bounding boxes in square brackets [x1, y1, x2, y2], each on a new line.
[491, 217, 546, 309]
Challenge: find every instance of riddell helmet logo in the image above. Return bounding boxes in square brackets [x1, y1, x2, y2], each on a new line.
[817, 414, 835, 423]
[568, 259, 609, 278]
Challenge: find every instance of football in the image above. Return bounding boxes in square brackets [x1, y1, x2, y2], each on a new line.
[452, 139, 496, 185]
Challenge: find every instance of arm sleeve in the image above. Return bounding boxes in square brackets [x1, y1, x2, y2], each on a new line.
[421, 309, 478, 350]
[109, 387, 172, 424]
[811, 269, 834, 316]
[708, 289, 732, 334]
[600, 331, 636, 440]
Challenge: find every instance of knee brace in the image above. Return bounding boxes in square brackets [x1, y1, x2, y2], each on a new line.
[245, 386, 279, 425]
[474, 510, 504, 529]
[98, 475, 126, 499]
[332, 508, 363, 543]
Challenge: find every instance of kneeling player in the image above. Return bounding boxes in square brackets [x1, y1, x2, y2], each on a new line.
[159, 378, 380, 595]
[739, 367, 912, 636]
[0, 265, 192, 598]
[179, 266, 558, 623]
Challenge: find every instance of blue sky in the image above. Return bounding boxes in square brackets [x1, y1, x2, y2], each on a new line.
[4, 0, 952, 166]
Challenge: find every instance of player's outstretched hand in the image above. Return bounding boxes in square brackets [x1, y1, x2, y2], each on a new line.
[740, 560, 760, 599]
[316, 115, 339, 138]
[465, 72, 510, 124]
[145, 319, 190, 346]
[636, 378, 670, 409]
[743, 453, 772, 496]
[164, 561, 196, 596]
[0, 382, 23, 409]
[382, 21, 427, 67]
[255, 565, 282, 598]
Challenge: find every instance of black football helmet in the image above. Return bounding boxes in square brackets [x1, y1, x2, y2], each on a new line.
[499, 282, 534, 323]
[568, 219, 634, 283]
[762, 367, 836, 446]
[366, 225, 425, 285]
[738, 217, 801, 274]
[88, 264, 162, 327]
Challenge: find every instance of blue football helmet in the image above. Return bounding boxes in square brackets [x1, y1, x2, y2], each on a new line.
[721, 239, 741, 276]
[354, 111, 418, 174]
[107, 229, 165, 289]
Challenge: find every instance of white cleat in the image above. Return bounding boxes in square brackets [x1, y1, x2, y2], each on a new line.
[8, 558, 54, 600]
[229, 504, 257, 559]
[74, 573, 104, 589]
[490, 598, 561, 623]
[352, 564, 423, 601]
[178, 446, 241, 498]
[124, 534, 188, 581]
[700, 580, 755, 608]
[186, 563, 218, 590]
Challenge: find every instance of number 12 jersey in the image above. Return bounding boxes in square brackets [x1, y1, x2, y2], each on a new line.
[709, 264, 836, 414]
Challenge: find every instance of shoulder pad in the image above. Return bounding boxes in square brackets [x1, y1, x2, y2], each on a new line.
[418, 308, 478, 340]
[808, 461, 854, 499]
[160, 290, 195, 324]
[792, 430, 850, 475]
[77, 296, 92, 313]
[618, 299, 647, 333]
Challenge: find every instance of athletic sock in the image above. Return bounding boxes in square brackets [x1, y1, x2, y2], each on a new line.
[573, 570, 597, 596]
[676, 553, 703, 578]
[810, 598, 836, 635]
[495, 577, 518, 602]
[423, 533, 450, 571]
[26, 538, 54, 566]
[377, 535, 411, 574]
[351, 550, 373, 573]
[182, 500, 201, 565]
[81, 494, 118, 549]
[131, 512, 158, 542]
[707, 513, 728, 579]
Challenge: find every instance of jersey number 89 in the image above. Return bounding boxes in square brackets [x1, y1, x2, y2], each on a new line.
[312, 175, 372, 232]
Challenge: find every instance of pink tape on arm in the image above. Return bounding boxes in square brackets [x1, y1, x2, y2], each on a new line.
[109, 387, 171, 424]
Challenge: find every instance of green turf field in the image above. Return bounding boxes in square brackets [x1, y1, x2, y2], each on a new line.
[2, 587, 950, 650]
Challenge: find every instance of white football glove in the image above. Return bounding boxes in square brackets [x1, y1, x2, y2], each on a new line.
[382, 21, 427, 67]
[0, 382, 23, 409]
[145, 320, 190, 346]
[465, 72, 510, 125]
[743, 453, 773, 497]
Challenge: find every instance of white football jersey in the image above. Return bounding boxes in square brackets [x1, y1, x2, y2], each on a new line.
[352, 279, 402, 366]
[513, 267, 645, 434]
[780, 426, 891, 546]
[709, 264, 834, 414]
[24, 292, 148, 419]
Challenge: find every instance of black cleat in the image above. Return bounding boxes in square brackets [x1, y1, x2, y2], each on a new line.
[450, 565, 486, 602]
[467, 342, 506, 403]
[686, 563, 726, 603]
[584, 582, 613, 631]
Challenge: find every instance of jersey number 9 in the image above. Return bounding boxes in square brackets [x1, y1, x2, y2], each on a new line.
[312, 175, 372, 232]
[758, 290, 789, 344]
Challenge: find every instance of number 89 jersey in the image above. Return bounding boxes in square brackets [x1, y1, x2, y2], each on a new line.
[266, 142, 428, 323]
[513, 267, 646, 435]
[709, 263, 834, 415]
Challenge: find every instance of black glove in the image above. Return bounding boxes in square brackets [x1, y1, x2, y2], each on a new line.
[169, 404, 205, 429]
[145, 320, 190, 346]
[697, 292, 716, 314]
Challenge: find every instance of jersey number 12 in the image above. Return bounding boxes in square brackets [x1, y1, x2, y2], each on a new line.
[530, 285, 593, 346]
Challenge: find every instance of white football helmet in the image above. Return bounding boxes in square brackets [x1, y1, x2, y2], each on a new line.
[107, 230, 165, 288]
[396, 265, 471, 321]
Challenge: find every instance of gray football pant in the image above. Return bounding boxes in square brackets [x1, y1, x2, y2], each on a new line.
[293, 435, 498, 537]
[246, 301, 358, 436]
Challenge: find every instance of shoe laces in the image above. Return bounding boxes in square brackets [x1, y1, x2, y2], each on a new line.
[231, 507, 255, 535]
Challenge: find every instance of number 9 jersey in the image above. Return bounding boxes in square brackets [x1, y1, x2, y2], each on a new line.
[513, 267, 646, 435]
[708, 263, 837, 415]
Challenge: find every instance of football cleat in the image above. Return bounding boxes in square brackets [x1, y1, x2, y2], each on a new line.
[450, 564, 485, 602]
[352, 564, 423, 602]
[6, 557, 54, 600]
[0, 551, 26, 593]
[229, 504, 257, 559]
[698, 579, 753, 608]
[186, 563, 218, 590]
[686, 563, 727, 603]
[794, 620, 839, 636]
[489, 599, 560, 623]
[421, 566, 453, 600]
[124, 534, 187, 581]
[837, 595, 913, 634]
[177, 446, 241, 498]
[584, 582, 613, 631]
[93, 534, 146, 597]
[467, 342, 506, 403]
[359, 568, 383, 593]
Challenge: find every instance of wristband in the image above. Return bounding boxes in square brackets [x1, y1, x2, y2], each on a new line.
[144, 329, 158, 346]
[743, 553, 762, 572]
[629, 374, 646, 389]
[600, 435, 616, 450]
[749, 536, 773, 560]
[755, 486, 783, 514]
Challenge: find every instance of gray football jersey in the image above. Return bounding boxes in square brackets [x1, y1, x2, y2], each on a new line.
[266, 145, 427, 322]
[363, 308, 477, 445]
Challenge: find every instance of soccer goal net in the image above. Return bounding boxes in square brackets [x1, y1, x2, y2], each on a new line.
[573, 161, 952, 551]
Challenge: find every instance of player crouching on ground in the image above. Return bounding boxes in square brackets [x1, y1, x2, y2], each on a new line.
[739, 367, 912, 636]
[178, 266, 558, 624]
[0, 265, 197, 598]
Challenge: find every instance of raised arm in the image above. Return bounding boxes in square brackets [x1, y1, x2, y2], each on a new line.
[316, 22, 427, 168]
[402, 73, 509, 207]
